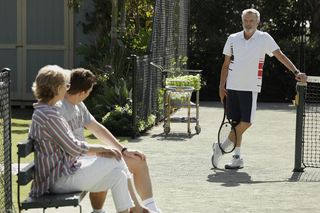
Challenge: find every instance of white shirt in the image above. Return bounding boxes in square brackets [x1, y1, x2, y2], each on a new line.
[56, 100, 94, 141]
[223, 30, 280, 92]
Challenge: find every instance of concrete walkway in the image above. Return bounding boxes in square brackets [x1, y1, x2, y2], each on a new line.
[26, 102, 320, 213]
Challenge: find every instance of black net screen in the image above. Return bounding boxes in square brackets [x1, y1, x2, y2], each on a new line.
[133, 0, 190, 134]
[0, 68, 12, 212]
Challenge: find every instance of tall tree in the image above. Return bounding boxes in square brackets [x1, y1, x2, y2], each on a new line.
[307, 0, 320, 39]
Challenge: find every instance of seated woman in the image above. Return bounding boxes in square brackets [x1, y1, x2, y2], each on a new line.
[29, 65, 134, 213]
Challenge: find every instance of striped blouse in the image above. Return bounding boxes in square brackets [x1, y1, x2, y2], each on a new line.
[28, 103, 89, 197]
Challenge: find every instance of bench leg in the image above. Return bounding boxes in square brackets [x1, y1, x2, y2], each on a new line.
[79, 205, 82, 213]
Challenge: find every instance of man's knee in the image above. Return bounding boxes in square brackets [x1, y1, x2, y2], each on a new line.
[239, 121, 251, 129]
[125, 156, 149, 174]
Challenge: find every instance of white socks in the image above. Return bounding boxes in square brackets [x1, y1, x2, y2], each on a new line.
[234, 147, 241, 157]
[222, 140, 241, 157]
[92, 209, 106, 213]
[142, 197, 161, 212]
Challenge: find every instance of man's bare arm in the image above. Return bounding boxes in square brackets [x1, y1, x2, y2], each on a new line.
[86, 120, 123, 150]
[219, 55, 231, 102]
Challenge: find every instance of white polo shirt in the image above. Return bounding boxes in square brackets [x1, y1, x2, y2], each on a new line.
[223, 30, 280, 92]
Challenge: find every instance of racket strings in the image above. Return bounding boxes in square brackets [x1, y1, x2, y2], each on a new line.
[218, 122, 236, 153]
[218, 98, 237, 153]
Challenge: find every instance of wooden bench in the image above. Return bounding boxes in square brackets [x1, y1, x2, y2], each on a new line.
[17, 138, 87, 213]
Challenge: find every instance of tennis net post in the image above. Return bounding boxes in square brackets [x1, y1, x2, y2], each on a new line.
[293, 81, 306, 172]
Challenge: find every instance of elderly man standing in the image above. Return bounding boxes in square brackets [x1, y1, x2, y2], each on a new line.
[213, 8, 307, 169]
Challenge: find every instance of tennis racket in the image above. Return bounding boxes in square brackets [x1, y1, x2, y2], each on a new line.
[217, 97, 237, 154]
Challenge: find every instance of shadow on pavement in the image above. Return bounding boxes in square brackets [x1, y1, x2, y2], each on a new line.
[151, 132, 197, 141]
[207, 169, 256, 187]
[289, 169, 320, 182]
[207, 168, 320, 187]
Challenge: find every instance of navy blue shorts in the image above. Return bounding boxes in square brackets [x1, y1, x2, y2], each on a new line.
[226, 90, 258, 123]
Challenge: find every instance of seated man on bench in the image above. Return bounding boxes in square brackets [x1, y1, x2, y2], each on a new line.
[56, 68, 162, 213]
[29, 65, 136, 213]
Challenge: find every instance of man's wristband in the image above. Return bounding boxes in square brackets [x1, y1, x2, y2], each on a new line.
[121, 147, 128, 153]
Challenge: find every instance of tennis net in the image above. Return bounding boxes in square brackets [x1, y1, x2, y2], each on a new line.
[294, 76, 320, 171]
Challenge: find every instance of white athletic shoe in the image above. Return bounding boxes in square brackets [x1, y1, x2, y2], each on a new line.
[225, 155, 244, 169]
[212, 143, 223, 168]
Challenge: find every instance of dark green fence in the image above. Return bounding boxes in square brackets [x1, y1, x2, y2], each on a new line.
[0, 68, 12, 212]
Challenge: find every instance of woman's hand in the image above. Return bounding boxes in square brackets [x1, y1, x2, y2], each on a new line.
[95, 146, 122, 161]
[122, 149, 146, 161]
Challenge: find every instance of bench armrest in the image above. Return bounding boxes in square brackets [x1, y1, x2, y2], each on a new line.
[17, 139, 34, 157]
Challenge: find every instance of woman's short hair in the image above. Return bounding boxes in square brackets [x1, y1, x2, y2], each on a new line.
[68, 68, 96, 95]
[242, 8, 260, 22]
[32, 65, 70, 103]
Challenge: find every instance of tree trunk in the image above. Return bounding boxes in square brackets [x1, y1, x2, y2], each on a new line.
[111, 0, 118, 52]
[119, 0, 126, 36]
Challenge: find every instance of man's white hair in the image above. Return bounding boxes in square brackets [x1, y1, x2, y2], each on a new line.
[242, 8, 260, 22]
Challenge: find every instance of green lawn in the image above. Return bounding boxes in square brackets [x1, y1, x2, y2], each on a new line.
[11, 107, 129, 210]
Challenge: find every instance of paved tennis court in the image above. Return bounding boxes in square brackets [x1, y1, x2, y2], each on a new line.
[27, 102, 320, 213]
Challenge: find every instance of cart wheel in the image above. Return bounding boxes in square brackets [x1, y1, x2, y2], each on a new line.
[195, 125, 201, 134]
[164, 126, 170, 135]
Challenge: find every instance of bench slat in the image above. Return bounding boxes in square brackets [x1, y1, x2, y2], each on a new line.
[17, 162, 34, 185]
[17, 139, 34, 157]
[21, 191, 87, 210]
